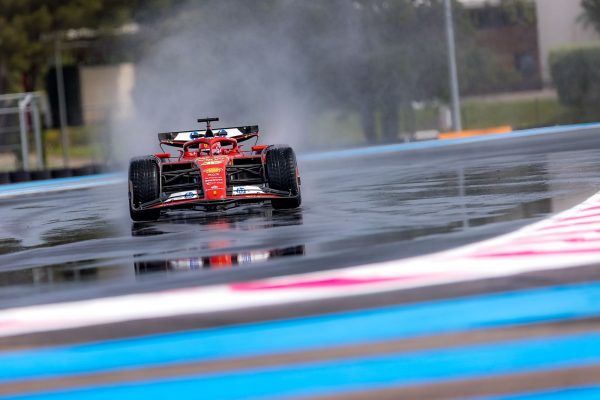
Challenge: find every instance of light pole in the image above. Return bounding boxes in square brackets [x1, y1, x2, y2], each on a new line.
[54, 37, 70, 167]
[444, 0, 462, 132]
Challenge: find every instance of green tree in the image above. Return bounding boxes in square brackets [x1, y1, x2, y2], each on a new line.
[292, 0, 511, 142]
[0, 0, 178, 93]
[281, 0, 449, 143]
[581, 0, 600, 34]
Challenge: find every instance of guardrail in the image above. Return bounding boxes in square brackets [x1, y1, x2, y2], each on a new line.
[0, 92, 51, 171]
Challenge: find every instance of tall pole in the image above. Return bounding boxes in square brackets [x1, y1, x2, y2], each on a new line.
[17, 95, 31, 171]
[444, 0, 462, 132]
[54, 37, 70, 167]
[31, 99, 44, 169]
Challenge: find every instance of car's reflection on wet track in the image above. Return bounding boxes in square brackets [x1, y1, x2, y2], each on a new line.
[132, 214, 305, 275]
[134, 245, 306, 275]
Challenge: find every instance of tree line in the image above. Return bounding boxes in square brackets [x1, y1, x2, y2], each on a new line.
[3, 0, 588, 142]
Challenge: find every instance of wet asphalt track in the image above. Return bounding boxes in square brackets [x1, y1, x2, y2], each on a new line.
[2, 127, 600, 308]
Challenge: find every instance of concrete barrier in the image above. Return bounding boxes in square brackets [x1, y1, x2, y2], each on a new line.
[0, 165, 108, 185]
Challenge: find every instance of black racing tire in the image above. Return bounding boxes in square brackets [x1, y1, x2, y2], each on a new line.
[9, 171, 31, 183]
[129, 156, 161, 222]
[72, 165, 95, 176]
[51, 168, 72, 178]
[0, 172, 10, 184]
[30, 170, 52, 181]
[266, 145, 301, 209]
[92, 164, 105, 174]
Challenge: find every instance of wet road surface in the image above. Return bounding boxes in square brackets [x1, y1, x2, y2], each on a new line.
[2, 128, 600, 307]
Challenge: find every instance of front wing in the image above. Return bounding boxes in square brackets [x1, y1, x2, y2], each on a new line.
[134, 185, 296, 211]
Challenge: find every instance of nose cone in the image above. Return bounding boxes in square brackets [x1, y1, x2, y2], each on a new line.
[198, 156, 229, 200]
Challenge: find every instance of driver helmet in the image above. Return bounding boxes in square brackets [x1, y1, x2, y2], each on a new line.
[200, 143, 210, 155]
[212, 143, 222, 156]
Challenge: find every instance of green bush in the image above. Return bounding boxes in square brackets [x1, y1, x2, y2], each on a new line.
[550, 45, 600, 109]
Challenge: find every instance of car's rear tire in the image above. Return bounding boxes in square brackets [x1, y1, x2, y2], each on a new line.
[266, 145, 301, 209]
[129, 156, 161, 221]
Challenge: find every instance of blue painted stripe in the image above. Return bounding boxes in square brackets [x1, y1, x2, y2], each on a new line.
[1, 281, 600, 382]
[4, 333, 600, 400]
[482, 385, 600, 400]
[0, 173, 124, 199]
[0, 173, 121, 192]
[300, 122, 600, 161]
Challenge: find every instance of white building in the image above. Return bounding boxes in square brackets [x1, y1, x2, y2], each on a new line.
[80, 64, 136, 124]
[459, 0, 600, 85]
[535, 0, 599, 83]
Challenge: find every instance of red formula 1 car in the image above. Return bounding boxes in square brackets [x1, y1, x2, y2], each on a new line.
[128, 118, 301, 221]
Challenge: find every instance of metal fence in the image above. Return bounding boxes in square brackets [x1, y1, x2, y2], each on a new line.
[0, 92, 51, 171]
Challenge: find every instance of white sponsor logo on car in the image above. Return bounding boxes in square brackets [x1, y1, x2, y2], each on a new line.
[233, 186, 264, 196]
[164, 190, 199, 203]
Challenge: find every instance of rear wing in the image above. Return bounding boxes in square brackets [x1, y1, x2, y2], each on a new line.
[158, 125, 259, 146]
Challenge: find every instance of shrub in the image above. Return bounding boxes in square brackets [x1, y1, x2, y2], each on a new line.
[550, 45, 600, 109]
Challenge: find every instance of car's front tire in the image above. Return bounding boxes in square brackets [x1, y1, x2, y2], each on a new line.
[129, 156, 161, 221]
[266, 145, 301, 209]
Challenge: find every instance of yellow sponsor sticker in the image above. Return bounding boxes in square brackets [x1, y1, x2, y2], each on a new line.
[204, 167, 222, 173]
[200, 160, 222, 166]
